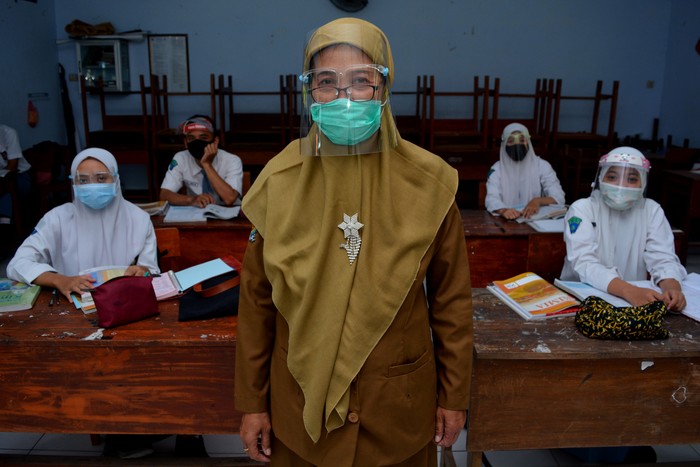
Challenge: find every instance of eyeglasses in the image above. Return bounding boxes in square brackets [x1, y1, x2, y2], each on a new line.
[310, 84, 380, 103]
[71, 172, 115, 185]
[301, 64, 388, 103]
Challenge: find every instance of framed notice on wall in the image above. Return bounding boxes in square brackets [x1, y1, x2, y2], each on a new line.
[148, 34, 190, 93]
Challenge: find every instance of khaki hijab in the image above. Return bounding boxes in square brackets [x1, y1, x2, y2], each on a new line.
[243, 18, 458, 443]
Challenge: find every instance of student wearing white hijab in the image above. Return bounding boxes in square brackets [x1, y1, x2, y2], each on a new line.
[7, 147, 159, 300]
[560, 146, 686, 312]
[485, 122, 565, 220]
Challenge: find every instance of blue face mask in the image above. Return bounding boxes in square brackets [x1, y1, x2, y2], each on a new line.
[310, 98, 382, 146]
[73, 183, 117, 210]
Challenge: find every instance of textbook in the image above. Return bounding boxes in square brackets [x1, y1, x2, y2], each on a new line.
[135, 200, 169, 216]
[72, 266, 127, 313]
[151, 257, 237, 300]
[515, 204, 568, 223]
[553, 279, 631, 308]
[487, 272, 580, 320]
[0, 278, 41, 312]
[529, 218, 566, 233]
[163, 204, 241, 223]
[555, 274, 700, 323]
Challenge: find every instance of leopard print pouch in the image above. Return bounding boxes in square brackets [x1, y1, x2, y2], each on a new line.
[575, 296, 669, 340]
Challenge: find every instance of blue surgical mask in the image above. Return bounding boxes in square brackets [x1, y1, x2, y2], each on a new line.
[310, 98, 382, 146]
[74, 183, 117, 210]
[599, 182, 643, 211]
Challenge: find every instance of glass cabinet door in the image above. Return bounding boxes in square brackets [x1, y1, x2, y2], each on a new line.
[77, 40, 130, 92]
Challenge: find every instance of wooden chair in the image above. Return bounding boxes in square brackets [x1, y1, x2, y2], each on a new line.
[550, 79, 620, 151]
[155, 227, 181, 273]
[80, 74, 155, 201]
[242, 170, 251, 197]
[21, 141, 72, 218]
[149, 74, 220, 193]
[559, 143, 605, 203]
[427, 75, 491, 159]
[489, 77, 557, 157]
[393, 75, 430, 147]
[216, 74, 287, 170]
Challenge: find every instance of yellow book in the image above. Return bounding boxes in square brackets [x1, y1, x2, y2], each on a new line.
[487, 272, 580, 320]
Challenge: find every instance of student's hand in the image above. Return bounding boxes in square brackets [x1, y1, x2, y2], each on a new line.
[497, 208, 522, 220]
[659, 279, 686, 312]
[124, 265, 149, 277]
[199, 137, 219, 166]
[54, 274, 96, 301]
[190, 193, 216, 207]
[240, 412, 272, 462]
[521, 199, 542, 219]
[621, 285, 665, 307]
[434, 407, 465, 448]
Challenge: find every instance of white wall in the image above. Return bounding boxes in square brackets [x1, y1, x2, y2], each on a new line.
[3, 0, 698, 149]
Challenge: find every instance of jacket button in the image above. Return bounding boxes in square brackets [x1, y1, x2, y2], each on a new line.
[347, 412, 359, 423]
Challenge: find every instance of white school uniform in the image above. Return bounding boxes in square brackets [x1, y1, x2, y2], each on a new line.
[160, 149, 243, 204]
[7, 148, 159, 284]
[560, 190, 687, 292]
[0, 124, 31, 176]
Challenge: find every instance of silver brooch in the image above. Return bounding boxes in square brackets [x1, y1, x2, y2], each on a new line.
[338, 213, 363, 264]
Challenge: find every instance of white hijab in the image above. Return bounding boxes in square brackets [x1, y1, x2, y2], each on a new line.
[589, 190, 649, 280]
[498, 122, 543, 207]
[59, 148, 153, 275]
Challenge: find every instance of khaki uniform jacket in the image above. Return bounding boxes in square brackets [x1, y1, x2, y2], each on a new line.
[235, 203, 473, 466]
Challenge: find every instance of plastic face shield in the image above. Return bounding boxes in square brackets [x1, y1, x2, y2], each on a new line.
[503, 130, 529, 147]
[300, 63, 388, 156]
[595, 163, 649, 197]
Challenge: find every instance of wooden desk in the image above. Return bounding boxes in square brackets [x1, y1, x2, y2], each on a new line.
[462, 210, 566, 287]
[152, 216, 252, 269]
[150, 210, 686, 289]
[468, 288, 700, 467]
[0, 290, 240, 435]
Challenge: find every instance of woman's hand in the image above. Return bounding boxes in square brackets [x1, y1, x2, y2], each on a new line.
[521, 199, 542, 219]
[124, 265, 149, 277]
[496, 208, 521, 220]
[240, 411, 272, 462]
[659, 279, 686, 312]
[608, 278, 663, 307]
[36, 272, 96, 301]
[434, 407, 465, 448]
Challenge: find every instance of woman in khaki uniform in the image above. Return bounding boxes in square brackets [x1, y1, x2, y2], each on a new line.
[234, 18, 473, 466]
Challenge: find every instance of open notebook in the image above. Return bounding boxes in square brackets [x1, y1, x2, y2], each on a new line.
[151, 257, 238, 300]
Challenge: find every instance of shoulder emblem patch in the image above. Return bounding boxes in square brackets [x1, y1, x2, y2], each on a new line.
[568, 216, 582, 234]
[248, 228, 257, 243]
[487, 167, 495, 179]
[168, 159, 178, 171]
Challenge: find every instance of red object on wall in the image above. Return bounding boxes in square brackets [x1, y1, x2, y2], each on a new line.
[27, 100, 39, 128]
